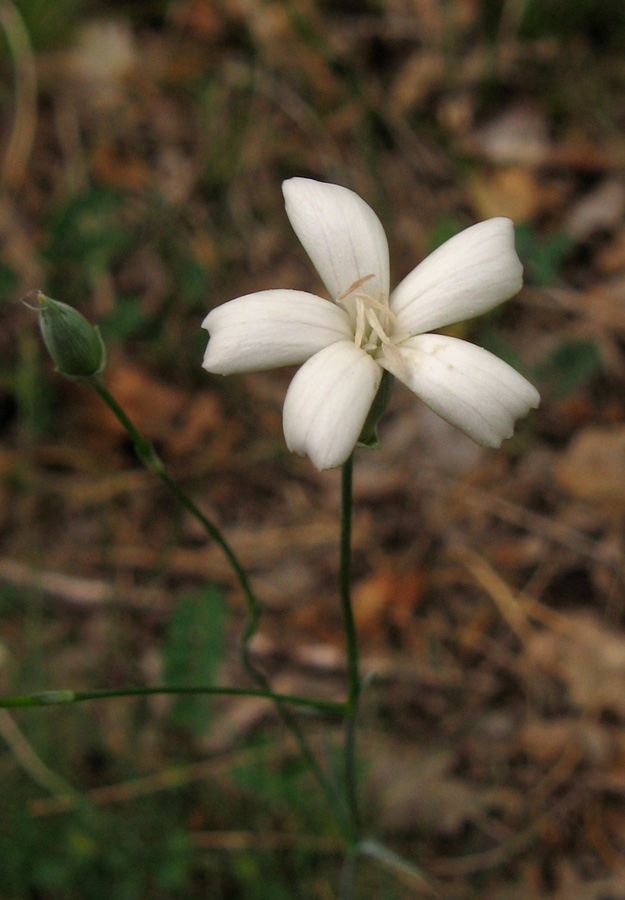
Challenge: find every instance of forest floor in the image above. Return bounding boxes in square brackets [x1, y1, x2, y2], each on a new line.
[2, 1, 625, 898]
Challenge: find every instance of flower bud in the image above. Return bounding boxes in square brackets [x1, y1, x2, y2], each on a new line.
[357, 370, 394, 449]
[38, 293, 106, 380]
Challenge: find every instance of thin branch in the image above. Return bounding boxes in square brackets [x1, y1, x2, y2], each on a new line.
[0, 708, 77, 799]
[0, 684, 346, 715]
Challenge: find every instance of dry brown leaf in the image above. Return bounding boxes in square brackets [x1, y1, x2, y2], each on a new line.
[389, 52, 444, 116]
[173, 0, 228, 39]
[596, 228, 625, 274]
[484, 867, 625, 900]
[168, 393, 222, 456]
[578, 278, 625, 333]
[555, 426, 625, 504]
[473, 106, 550, 166]
[73, 362, 225, 459]
[369, 741, 519, 837]
[91, 144, 151, 190]
[519, 716, 612, 768]
[90, 363, 186, 439]
[70, 20, 136, 111]
[527, 612, 625, 716]
[565, 177, 625, 241]
[468, 167, 555, 222]
[352, 568, 426, 637]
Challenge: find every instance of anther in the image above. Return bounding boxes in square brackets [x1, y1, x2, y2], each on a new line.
[336, 273, 376, 304]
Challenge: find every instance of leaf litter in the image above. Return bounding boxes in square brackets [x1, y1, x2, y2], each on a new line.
[2, 1, 625, 897]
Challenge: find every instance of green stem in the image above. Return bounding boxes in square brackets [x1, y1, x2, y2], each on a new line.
[90, 378, 343, 831]
[0, 686, 346, 713]
[339, 454, 361, 840]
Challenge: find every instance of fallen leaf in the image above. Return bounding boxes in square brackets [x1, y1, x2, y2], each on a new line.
[555, 426, 625, 504]
[596, 228, 625, 274]
[527, 612, 625, 716]
[565, 177, 625, 241]
[352, 568, 426, 637]
[473, 106, 550, 166]
[469, 167, 555, 222]
[369, 741, 519, 837]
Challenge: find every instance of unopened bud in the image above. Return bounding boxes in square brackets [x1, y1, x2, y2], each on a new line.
[37, 293, 106, 380]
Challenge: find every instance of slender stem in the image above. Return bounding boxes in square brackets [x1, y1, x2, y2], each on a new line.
[0, 686, 347, 713]
[339, 454, 361, 840]
[340, 455, 358, 708]
[344, 714, 359, 837]
[90, 378, 343, 831]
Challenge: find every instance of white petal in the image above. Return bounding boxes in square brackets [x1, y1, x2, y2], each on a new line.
[283, 341, 382, 470]
[380, 334, 539, 447]
[202, 290, 353, 374]
[390, 218, 523, 335]
[282, 178, 390, 305]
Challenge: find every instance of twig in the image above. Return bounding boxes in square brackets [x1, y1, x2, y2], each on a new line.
[0, 708, 77, 798]
[0, 556, 164, 609]
[455, 546, 535, 644]
[29, 746, 262, 817]
[359, 839, 440, 896]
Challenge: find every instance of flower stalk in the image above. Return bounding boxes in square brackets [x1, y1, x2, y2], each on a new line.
[0, 685, 346, 714]
[339, 454, 361, 843]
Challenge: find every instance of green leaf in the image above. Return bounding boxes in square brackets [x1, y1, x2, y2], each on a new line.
[44, 187, 132, 300]
[101, 298, 148, 339]
[515, 223, 574, 286]
[163, 586, 228, 734]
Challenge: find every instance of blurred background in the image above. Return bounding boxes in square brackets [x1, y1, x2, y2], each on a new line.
[1, 0, 625, 897]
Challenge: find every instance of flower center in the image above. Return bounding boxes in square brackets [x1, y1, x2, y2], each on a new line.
[336, 275, 408, 359]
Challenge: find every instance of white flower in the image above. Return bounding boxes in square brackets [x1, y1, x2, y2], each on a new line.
[202, 178, 540, 470]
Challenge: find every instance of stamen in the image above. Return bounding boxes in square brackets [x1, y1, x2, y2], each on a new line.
[354, 297, 367, 347]
[336, 273, 376, 304]
[343, 280, 399, 356]
[365, 308, 390, 345]
[354, 291, 397, 322]
[358, 292, 399, 338]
